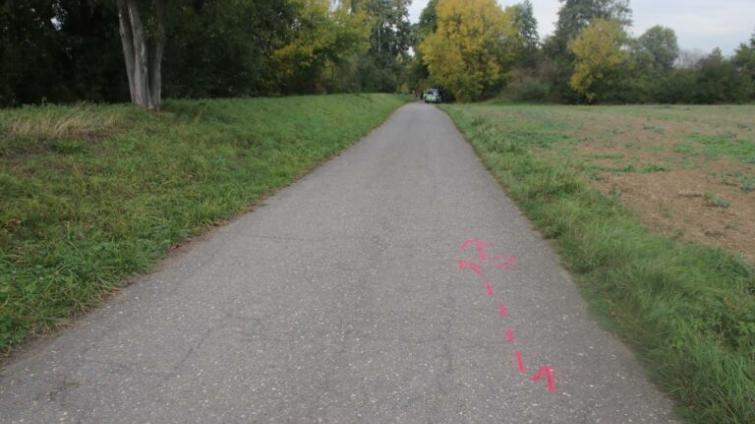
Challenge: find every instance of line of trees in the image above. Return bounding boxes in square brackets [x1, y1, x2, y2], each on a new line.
[410, 0, 755, 104]
[0, 0, 413, 108]
[1, 0, 754, 107]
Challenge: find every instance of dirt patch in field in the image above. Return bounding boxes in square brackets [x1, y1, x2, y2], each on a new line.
[552, 108, 755, 263]
[593, 168, 755, 263]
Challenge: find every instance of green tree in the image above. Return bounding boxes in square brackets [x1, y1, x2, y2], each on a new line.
[511, 0, 539, 50]
[733, 32, 755, 98]
[552, 0, 631, 51]
[0, 0, 127, 106]
[344, 0, 413, 92]
[417, 0, 438, 38]
[540, 0, 632, 102]
[635, 26, 679, 72]
[404, 0, 438, 93]
[164, 0, 294, 98]
[695, 48, 751, 103]
[420, 0, 517, 101]
[509, 0, 540, 68]
[569, 18, 628, 102]
[271, 0, 369, 94]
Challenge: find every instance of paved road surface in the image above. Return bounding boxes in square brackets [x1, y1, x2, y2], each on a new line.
[0, 103, 674, 423]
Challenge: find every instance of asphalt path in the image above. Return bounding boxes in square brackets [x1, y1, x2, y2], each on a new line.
[0, 103, 675, 423]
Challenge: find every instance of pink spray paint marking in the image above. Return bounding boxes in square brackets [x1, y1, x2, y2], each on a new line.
[495, 256, 518, 271]
[530, 366, 556, 393]
[458, 259, 485, 279]
[484, 282, 495, 297]
[515, 351, 527, 373]
[459, 239, 492, 262]
[498, 303, 509, 318]
[505, 327, 516, 344]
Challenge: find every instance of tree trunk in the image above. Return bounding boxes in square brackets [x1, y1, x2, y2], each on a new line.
[116, 0, 136, 103]
[117, 0, 166, 110]
[148, 0, 166, 109]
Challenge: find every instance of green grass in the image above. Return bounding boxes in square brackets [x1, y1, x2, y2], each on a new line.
[441, 103, 754, 424]
[0, 94, 407, 352]
[689, 133, 755, 163]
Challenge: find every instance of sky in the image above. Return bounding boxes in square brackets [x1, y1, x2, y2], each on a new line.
[408, 0, 755, 55]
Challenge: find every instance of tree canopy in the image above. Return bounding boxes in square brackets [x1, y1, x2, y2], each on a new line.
[419, 0, 517, 101]
[569, 18, 628, 102]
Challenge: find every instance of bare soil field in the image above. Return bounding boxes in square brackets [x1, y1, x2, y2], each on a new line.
[497, 104, 755, 262]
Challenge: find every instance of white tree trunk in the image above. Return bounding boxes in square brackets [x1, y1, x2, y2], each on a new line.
[116, 0, 136, 102]
[117, 0, 166, 110]
[148, 0, 166, 109]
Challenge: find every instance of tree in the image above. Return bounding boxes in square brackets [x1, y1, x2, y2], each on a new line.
[695, 48, 751, 103]
[733, 32, 755, 98]
[116, 0, 167, 109]
[352, 0, 413, 92]
[0, 0, 127, 106]
[419, 0, 517, 101]
[635, 26, 679, 72]
[271, 0, 368, 94]
[569, 18, 628, 102]
[511, 0, 538, 50]
[552, 0, 631, 51]
[163, 0, 294, 98]
[417, 0, 438, 39]
[403, 0, 438, 94]
[539, 0, 632, 102]
[509, 0, 540, 68]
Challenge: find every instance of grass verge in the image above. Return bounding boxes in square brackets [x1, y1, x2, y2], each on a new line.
[0, 94, 408, 352]
[441, 104, 754, 424]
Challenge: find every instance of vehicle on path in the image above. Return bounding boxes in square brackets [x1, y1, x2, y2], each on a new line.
[424, 88, 442, 104]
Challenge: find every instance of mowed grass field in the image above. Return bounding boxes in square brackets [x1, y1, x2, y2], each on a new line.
[0, 94, 407, 353]
[442, 103, 754, 424]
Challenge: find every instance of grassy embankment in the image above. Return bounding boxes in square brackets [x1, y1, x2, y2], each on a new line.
[0, 94, 407, 352]
[441, 103, 754, 424]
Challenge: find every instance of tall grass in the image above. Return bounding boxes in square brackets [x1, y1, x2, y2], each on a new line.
[442, 104, 754, 424]
[0, 94, 407, 352]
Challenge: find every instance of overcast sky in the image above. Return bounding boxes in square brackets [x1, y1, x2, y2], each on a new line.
[408, 0, 755, 55]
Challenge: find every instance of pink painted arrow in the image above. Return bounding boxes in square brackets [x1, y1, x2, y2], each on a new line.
[498, 303, 509, 318]
[495, 256, 518, 271]
[458, 259, 485, 279]
[459, 239, 492, 262]
[530, 366, 556, 393]
[484, 282, 495, 297]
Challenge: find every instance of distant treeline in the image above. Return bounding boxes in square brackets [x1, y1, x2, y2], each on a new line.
[1, 0, 754, 106]
[409, 0, 755, 104]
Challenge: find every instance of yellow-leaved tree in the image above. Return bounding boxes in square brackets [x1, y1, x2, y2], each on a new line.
[272, 0, 369, 94]
[419, 0, 517, 102]
[569, 19, 628, 103]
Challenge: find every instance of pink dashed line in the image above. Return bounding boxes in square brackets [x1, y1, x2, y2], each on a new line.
[457, 240, 559, 396]
[530, 366, 556, 393]
[505, 327, 515, 344]
[515, 351, 527, 373]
